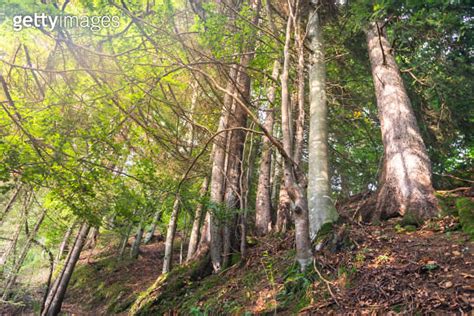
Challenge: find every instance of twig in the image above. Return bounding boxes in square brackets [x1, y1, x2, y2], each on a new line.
[313, 260, 340, 306]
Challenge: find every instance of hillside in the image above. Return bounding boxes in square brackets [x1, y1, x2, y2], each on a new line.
[59, 195, 474, 314]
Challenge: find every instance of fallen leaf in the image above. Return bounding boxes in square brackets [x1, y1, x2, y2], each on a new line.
[440, 281, 453, 289]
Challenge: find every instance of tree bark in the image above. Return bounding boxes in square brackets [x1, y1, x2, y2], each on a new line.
[207, 66, 237, 272]
[307, 7, 338, 240]
[365, 21, 438, 222]
[186, 177, 209, 261]
[144, 207, 163, 244]
[118, 219, 134, 259]
[42, 223, 90, 316]
[56, 222, 76, 263]
[162, 196, 180, 273]
[130, 218, 144, 259]
[255, 60, 280, 236]
[281, 8, 312, 271]
[222, 64, 250, 268]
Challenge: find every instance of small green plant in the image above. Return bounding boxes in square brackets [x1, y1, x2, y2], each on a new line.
[375, 254, 390, 264]
[276, 263, 316, 312]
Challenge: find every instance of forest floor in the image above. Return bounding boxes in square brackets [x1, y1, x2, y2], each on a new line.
[60, 193, 474, 315]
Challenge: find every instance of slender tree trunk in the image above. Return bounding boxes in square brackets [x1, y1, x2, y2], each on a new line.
[34, 239, 54, 315]
[0, 220, 22, 267]
[365, 22, 438, 222]
[187, 177, 209, 261]
[56, 223, 75, 263]
[271, 142, 282, 209]
[130, 218, 144, 259]
[281, 8, 312, 270]
[84, 227, 98, 250]
[255, 60, 280, 236]
[144, 207, 163, 244]
[240, 130, 258, 259]
[162, 196, 180, 273]
[307, 7, 338, 240]
[42, 223, 90, 316]
[2, 209, 46, 300]
[0, 183, 22, 225]
[293, 11, 305, 166]
[118, 220, 134, 259]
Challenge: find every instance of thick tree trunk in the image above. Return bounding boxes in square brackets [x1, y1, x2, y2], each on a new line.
[162, 196, 180, 273]
[186, 177, 209, 261]
[275, 185, 290, 234]
[307, 8, 338, 240]
[42, 223, 90, 316]
[208, 68, 234, 272]
[222, 0, 261, 268]
[222, 64, 250, 268]
[255, 60, 280, 236]
[365, 22, 438, 222]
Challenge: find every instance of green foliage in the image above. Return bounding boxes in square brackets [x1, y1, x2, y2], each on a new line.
[276, 263, 317, 312]
[456, 198, 474, 239]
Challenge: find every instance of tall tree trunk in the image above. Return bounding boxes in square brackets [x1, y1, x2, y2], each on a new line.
[255, 60, 280, 236]
[162, 196, 180, 273]
[365, 22, 438, 222]
[281, 8, 312, 270]
[222, 0, 261, 268]
[186, 177, 209, 261]
[207, 63, 237, 271]
[222, 64, 250, 268]
[293, 10, 305, 166]
[42, 223, 90, 316]
[240, 127, 258, 259]
[307, 7, 338, 240]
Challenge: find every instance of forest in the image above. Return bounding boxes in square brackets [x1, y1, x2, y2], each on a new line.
[0, 0, 473, 315]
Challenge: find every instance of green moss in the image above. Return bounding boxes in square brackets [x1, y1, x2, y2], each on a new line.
[404, 225, 417, 232]
[314, 222, 334, 244]
[130, 255, 211, 315]
[456, 198, 474, 239]
[437, 195, 458, 216]
[400, 212, 422, 226]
